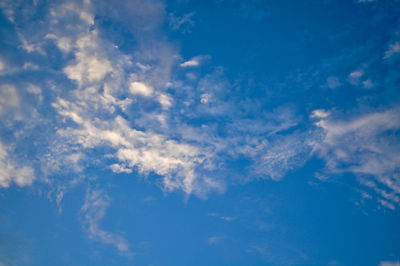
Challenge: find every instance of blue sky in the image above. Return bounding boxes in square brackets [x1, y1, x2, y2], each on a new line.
[0, 0, 400, 265]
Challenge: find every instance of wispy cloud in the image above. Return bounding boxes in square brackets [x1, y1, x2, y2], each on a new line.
[384, 42, 400, 59]
[208, 212, 234, 222]
[180, 55, 209, 68]
[180, 59, 200, 67]
[81, 188, 132, 256]
[312, 107, 400, 209]
[168, 12, 195, 32]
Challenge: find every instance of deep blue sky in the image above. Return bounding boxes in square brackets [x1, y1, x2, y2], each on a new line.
[0, 0, 400, 265]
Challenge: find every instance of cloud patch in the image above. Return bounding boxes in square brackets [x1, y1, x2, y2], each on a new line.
[81, 188, 131, 256]
[312, 107, 400, 209]
[0, 142, 35, 188]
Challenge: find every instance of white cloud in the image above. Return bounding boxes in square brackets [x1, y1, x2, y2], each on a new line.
[51, 1, 94, 26]
[180, 59, 200, 67]
[0, 141, 35, 188]
[65, 153, 85, 172]
[180, 55, 209, 68]
[43, 5, 223, 197]
[18, 33, 45, 55]
[63, 31, 113, 87]
[384, 42, 400, 59]
[157, 93, 172, 109]
[136, 62, 151, 71]
[0, 85, 19, 116]
[311, 109, 330, 119]
[349, 70, 363, 79]
[45, 34, 73, 53]
[313, 107, 400, 209]
[53, 84, 222, 196]
[26, 85, 41, 95]
[200, 93, 211, 103]
[110, 163, 133, 174]
[0, 0, 16, 22]
[129, 81, 154, 97]
[81, 188, 131, 256]
[348, 69, 364, 85]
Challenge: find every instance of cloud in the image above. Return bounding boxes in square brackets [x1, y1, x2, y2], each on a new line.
[200, 93, 211, 103]
[18, 33, 45, 55]
[0, 85, 19, 116]
[110, 163, 133, 174]
[362, 79, 374, 89]
[45, 34, 73, 53]
[384, 42, 400, 59]
[81, 188, 132, 256]
[180, 59, 200, 67]
[348, 69, 364, 85]
[129, 81, 154, 97]
[4, 0, 400, 264]
[312, 107, 400, 209]
[251, 133, 312, 180]
[63, 31, 113, 87]
[42, 0, 224, 198]
[53, 93, 222, 196]
[4, 0, 395, 206]
[168, 12, 195, 32]
[311, 109, 330, 119]
[0, 141, 35, 188]
[180, 55, 209, 67]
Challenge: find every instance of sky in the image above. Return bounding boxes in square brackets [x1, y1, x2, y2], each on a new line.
[0, 0, 400, 265]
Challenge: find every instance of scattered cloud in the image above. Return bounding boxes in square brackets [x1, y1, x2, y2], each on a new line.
[0, 0, 399, 263]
